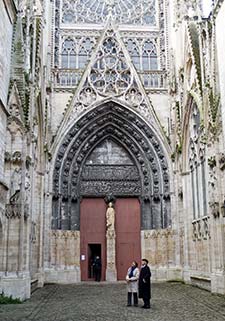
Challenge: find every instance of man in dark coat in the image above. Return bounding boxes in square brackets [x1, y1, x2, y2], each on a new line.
[138, 259, 151, 309]
[93, 256, 102, 281]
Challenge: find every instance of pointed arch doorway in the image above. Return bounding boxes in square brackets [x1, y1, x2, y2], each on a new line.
[79, 139, 141, 281]
[52, 102, 171, 282]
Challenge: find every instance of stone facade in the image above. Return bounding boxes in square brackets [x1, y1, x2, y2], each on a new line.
[1, 0, 225, 300]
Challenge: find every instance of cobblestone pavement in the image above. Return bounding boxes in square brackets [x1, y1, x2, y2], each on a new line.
[1, 282, 225, 321]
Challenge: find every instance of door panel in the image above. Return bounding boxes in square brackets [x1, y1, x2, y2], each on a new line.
[115, 198, 141, 280]
[80, 198, 106, 281]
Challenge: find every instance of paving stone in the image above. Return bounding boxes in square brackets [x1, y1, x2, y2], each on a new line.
[0, 282, 225, 321]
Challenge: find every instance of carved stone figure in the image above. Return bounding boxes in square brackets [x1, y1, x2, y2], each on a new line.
[106, 202, 115, 231]
[11, 167, 22, 198]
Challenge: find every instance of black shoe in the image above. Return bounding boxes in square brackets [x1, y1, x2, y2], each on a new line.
[134, 304, 138, 307]
[143, 305, 150, 309]
[127, 304, 131, 307]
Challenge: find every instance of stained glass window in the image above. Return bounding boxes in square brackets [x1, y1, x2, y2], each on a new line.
[61, 0, 157, 26]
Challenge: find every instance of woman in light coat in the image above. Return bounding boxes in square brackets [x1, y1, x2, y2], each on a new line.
[126, 261, 139, 306]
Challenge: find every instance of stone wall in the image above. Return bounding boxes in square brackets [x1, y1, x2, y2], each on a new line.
[0, 0, 14, 107]
[141, 229, 183, 280]
[216, 1, 225, 137]
[45, 230, 81, 283]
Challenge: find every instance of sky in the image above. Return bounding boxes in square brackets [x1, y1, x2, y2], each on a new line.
[202, 0, 213, 17]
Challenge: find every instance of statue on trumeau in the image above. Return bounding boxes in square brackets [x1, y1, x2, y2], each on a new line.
[106, 202, 115, 231]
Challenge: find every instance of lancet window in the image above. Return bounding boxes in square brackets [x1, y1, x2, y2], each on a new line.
[61, 37, 95, 69]
[61, 39, 76, 68]
[125, 39, 158, 71]
[142, 40, 158, 70]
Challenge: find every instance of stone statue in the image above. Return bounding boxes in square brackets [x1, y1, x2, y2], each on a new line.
[106, 202, 115, 231]
[10, 167, 22, 200]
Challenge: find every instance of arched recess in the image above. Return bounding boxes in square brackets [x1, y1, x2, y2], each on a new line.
[182, 94, 204, 172]
[52, 102, 171, 230]
[182, 95, 207, 220]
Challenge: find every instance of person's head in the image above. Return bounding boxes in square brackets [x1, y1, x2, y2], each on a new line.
[142, 259, 148, 266]
[132, 261, 138, 268]
[96, 256, 100, 259]
[109, 202, 113, 207]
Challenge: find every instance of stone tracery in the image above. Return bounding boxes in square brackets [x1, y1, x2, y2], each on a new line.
[61, 0, 157, 26]
[88, 32, 133, 96]
[53, 0, 167, 93]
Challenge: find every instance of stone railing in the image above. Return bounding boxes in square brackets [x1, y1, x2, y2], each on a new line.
[52, 69, 83, 88]
[52, 69, 167, 90]
[139, 70, 167, 90]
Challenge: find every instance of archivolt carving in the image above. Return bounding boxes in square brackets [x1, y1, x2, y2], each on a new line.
[52, 102, 170, 230]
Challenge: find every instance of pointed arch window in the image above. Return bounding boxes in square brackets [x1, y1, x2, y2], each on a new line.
[132, 47, 141, 70]
[61, 39, 76, 68]
[125, 39, 158, 71]
[78, 46, 88, 68]
[61, 38, 95, 70]
[142, 40, 158, 70]
[126, 39, 140, 70]
[78, 38, 93, 69]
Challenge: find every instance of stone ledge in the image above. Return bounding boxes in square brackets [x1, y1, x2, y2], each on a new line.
[190, 276, 211, 281]
[190, 275, 211, 291]
[31, 279, 38, 293]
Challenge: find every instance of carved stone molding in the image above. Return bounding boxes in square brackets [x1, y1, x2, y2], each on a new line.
[51, 230, 80, 239]
[5, 203, 22, 219]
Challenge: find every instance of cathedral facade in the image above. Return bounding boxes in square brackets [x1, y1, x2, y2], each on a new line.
[0, 0, 225, 300]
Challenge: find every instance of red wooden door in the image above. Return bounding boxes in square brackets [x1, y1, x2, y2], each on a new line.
[80, 198, 106, 281]
[115, 198, 141, 280]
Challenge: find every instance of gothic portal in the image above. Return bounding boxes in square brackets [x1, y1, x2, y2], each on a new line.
[51, 102, 171, 280]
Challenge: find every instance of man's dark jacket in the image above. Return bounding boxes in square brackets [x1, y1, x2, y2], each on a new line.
[138, 265, 151, 299]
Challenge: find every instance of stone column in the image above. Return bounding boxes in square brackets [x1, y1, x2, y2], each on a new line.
[105, 202, 117, 281]
[106, 229, 117, 281]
